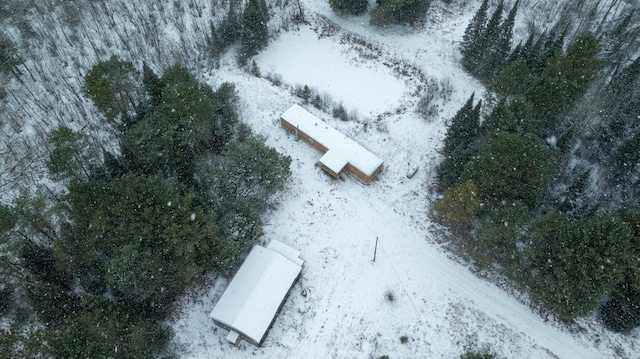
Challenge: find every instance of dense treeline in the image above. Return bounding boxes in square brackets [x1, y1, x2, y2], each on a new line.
[0, 59, 290, 357]
[330, 0, 432, 27]
[435, 0, 640, 332]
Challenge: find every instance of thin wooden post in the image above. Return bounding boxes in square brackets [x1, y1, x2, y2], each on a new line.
[373, 237, 378, 262]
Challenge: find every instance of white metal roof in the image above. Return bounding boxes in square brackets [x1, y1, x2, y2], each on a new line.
[281, 104, 383, 176]
[209, 240, 303, 345]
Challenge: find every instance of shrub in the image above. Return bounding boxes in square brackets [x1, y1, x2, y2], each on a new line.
[332, 104, 349, 121]
[385, 289, 395, 303]
[400, 335, 409, 344]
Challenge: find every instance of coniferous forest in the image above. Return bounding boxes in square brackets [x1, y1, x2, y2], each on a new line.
[435, 0, 640, 333]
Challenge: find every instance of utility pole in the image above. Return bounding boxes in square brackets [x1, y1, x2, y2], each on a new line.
[373, 237, 378, 263]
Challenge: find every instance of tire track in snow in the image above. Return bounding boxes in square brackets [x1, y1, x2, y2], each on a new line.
[342, 182, 597, 359]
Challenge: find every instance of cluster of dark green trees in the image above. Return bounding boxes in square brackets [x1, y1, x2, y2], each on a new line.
[460, 0, 518, 82]
[330, 0, 431, 27]
[0, 58, 290, 357]
[435, 1, 640, 332]
[209, 0, 270, 65]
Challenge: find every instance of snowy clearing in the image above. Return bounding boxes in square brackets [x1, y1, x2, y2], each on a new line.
[170, 4, 640, 358]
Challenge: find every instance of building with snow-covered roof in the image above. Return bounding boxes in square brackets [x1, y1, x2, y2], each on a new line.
[281, 104, 384, 184]
[209, 240, 304, 347]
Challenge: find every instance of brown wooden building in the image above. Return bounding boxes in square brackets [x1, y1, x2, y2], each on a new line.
[281, 104, 383, 184]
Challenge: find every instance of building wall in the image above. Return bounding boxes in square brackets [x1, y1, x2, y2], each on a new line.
[345, 162, 383, 185]
[281, 118, 328, 153]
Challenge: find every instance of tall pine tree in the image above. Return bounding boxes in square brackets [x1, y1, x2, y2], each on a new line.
[460, 0, 489, 72]
[491, 0, 518, 79]
[476, 0, 504, 80]
[437, 94, 482, 190]
[443, 93, 481, 155]
[239, 0, 269, 65]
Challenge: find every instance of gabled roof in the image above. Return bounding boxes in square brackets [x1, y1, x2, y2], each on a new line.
[209, 240, 303, 345]
[281, 104, 383, 177]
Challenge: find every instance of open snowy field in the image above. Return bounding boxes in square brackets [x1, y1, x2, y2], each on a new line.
[170, 3, 640, 358]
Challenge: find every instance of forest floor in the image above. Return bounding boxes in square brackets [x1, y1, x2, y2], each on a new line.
[169, 2, 640, 358]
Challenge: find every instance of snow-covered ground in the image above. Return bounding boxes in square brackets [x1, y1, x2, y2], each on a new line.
[170, 3, 640, 358]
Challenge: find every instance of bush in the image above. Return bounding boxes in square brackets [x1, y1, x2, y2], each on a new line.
[332, 104, 349, 121]
[400, 335, 409, 344]
[384, 289, 395, 303]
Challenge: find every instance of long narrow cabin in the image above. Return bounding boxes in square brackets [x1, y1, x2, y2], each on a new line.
[209, 240, 304, 347]
[280, 104, 384, 184]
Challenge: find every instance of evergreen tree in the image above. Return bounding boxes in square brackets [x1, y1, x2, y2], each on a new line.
[461, 133, 549, 207]
[529, 32, 601, 130]
[436, 142, 478, 191]
[488, 60, 530, 98]
[491, 0, 518, 78]
[530, 212, 635, 319]
[240, 0, 270, 65]
[599, 210, 640, 332]
[433, 179, 482, 236]
[528, 29, 565, 76]
[46, 126, 100, 182]
[460, 0, 489, 72]
[330, 0, 368, 15]
[476, 0, 504, 80]
[437, 95, 481, 191]
[370, 0, 431, 27]
[122, 66, 238, 181]
[442, 94, 480, 155]
[83, 55, 143, 122]
[142, 62, 164, 108]
[482, 96, 534, 136]
[475, 200, 530, 272]
[461, 0, 519, 82]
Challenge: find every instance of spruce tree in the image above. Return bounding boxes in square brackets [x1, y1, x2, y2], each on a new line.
[461, 133, 548, 207]
[370, 0, 431, 26]
[142, 62, 163, 108]
[330, 0, 368, 15]
[490, 0, 518, 78]
[240, 0, 270, 65]
[460, 0, 489, 73]
[530, 212, 635, 319]
[442, 93, 480, 155]
[437, 94, 481, 190]
[476, 0, 504, 80]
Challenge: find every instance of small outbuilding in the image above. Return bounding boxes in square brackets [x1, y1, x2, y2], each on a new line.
[209, 240, 304, 347]
[281, 104, 384, 184]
